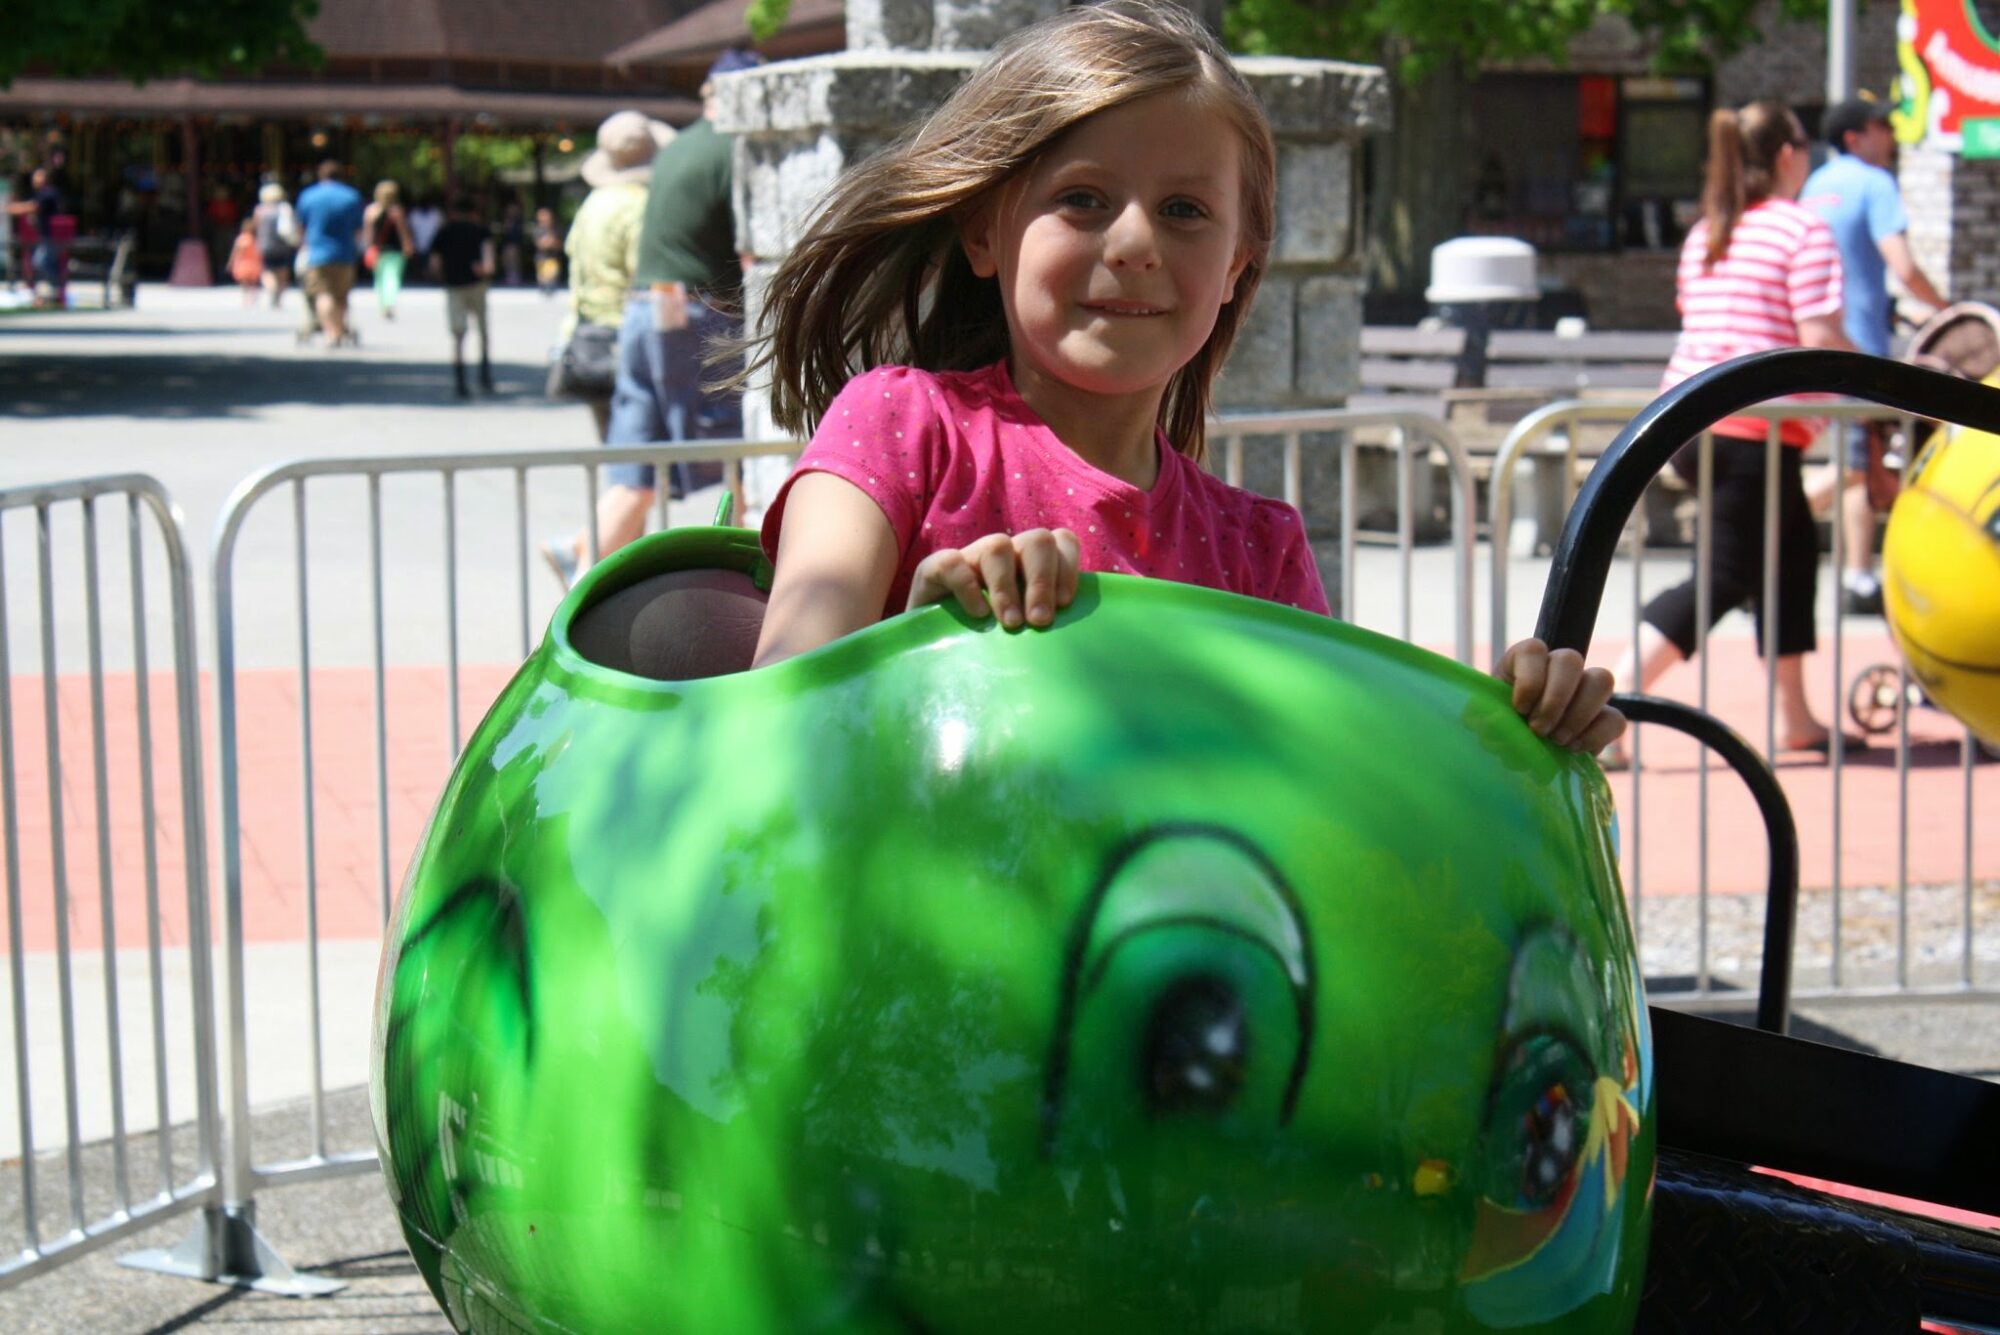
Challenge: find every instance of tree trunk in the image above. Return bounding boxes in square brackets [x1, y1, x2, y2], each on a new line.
[1366, 56, 1472, 304]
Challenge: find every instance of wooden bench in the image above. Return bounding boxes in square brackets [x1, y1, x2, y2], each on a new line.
[1356, 325, 1678, 549]
[1360, 325, 1676, 398]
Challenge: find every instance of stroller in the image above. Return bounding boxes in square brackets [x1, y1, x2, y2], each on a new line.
[1845, 301, 2000, 756]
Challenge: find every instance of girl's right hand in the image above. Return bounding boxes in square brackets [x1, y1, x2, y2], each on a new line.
[907, 529, 1081, 629]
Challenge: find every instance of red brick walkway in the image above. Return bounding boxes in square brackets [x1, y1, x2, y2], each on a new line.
[0, 634, 1991, 952]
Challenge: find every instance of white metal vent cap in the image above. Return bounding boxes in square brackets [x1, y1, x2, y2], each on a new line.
[1426, 236, 1540, 304]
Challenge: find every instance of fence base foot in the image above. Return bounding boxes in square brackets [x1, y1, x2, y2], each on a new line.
[117, 1204, 346, 1297]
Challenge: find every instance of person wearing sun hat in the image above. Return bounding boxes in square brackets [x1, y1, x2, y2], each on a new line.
[558, 110, 678, 435]
[543, 50, 764, 589]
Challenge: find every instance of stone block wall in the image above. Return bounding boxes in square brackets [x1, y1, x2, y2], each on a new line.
[1901, 142, 1954, 298]
[1714, 0, 1902, 108]
[1948, 156, 2000, 302]
[717, 53, 1389, 436]
[1893, 145, 2000, 306]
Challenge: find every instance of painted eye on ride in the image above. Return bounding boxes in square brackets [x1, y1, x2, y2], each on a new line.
[1141, 973, 1249, 1115]
[1481, 1032, 1594, 1210]
[1042, 828, 1314, 1156]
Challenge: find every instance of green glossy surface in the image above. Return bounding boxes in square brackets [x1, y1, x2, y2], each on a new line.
[372, 527, 1654, 1333]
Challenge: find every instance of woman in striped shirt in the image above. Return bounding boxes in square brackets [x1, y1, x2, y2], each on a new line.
[1606, 101, 1861, 767]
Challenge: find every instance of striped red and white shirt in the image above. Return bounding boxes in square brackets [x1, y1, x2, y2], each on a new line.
[1662, 198, 1844, 446]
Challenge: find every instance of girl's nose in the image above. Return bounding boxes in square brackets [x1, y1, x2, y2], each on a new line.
[1103, 203, 1162, 270]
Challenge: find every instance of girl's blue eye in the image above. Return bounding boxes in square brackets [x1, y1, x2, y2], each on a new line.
[1162, 198, 1208, 221]
[1058, 190, 1101, 210]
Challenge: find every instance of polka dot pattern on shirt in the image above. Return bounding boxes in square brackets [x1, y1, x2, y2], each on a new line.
[759, 362, 1331, 619]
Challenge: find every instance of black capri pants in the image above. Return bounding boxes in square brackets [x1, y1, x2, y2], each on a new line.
[1641, 433, 1817, 660]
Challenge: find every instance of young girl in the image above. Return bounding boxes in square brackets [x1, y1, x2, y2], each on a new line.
[747, 0, 1619, 754]
[227, 217, 263, 306]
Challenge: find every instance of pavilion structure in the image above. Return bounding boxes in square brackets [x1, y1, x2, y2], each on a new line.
[0, 0, 705, 278]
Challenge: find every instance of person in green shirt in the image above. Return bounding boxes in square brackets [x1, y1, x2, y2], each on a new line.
[559, 110, 674, 441]
[543, 50, 761, 589]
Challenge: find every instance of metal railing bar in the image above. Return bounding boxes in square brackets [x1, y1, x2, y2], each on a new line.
[584, 464, 600, 567]
[1654, 984, 2000, 1011]
[1965, 730, 1978, 988]
[1897, 659, 1912, 990]
[514, 467, 530, 661]
[0, 1176, 214, 1294]
[291, 481, 325, 1165]
[0, 513, 37, 1249]
[36, 503, 86, 1232]
[212, 477, 259, 1217]
[247, 1150, 377, 1190]
[1761, 424, 1781, 767]
[1394, 426, 1413, 644]
[1831, 439, 1848, 987]
[443, 472, 461, 760]
[1339, 434, 1356, 626]
[1630, 501, 1646, 948]
[162, 482, 222, 1196]
[1695, 434, 1713, 997]
[127, 496, 172, 1198]
[80, 497, 132, 1213]
[368, 476, 390, 929]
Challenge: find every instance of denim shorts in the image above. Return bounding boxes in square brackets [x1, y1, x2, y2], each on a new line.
[603, 294, 743, 494]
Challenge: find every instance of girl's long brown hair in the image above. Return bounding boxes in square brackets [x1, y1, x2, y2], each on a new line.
[1701, 101, 1802, 269]
[738, 0, 1275, 462]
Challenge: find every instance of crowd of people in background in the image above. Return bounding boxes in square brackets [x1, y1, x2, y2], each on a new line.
[6, 150, 574, 322]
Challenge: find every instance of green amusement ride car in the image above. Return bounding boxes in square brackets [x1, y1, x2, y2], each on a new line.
[372, 523, 1654, 1333]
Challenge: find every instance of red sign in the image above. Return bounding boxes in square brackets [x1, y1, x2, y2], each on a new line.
[1896, 0, 2000, 155]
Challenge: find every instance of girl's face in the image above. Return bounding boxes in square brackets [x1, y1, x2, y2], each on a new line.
[961, 90, 1251, 407]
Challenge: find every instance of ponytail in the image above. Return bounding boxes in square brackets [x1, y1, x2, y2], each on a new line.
[1701, 100, 1800, 271]
[1702, 109, 1744, 268]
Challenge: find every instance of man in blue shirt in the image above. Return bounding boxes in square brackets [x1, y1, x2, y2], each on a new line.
[1801, 98, 1947, 614]
[293, 159, 366, 347]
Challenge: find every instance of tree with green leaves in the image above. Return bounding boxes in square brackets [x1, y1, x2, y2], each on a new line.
[1224, 0, 1825, 292]
[1224, 0, 1823, 76]
[1, 0, 322, 87]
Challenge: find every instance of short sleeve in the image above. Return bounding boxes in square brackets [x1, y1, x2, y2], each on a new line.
[1865, 170, 1910, 242]
[759, 366, 947, 563]
[1255, 501, 1332, 617]
[1788, 215, 1844, 323]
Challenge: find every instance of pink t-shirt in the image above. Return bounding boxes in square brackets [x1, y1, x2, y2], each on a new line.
[760, 362, 1331, 619]
[1663, 198, 1843, 447]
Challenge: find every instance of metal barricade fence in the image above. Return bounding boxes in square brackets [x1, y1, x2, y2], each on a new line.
[195, 410, 1477, 1279]
[1487, 399, 1992, 1010]
[0, 477, 223, 1292]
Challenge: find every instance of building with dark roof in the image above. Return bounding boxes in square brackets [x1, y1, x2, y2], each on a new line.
[0, 0, 709, 277]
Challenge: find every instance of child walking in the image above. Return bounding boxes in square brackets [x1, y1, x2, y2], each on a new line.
[227, 218, 263, 306]
[746, 0, 1619, 752]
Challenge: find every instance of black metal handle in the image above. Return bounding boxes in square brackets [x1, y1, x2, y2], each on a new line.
[1535, 347, 2000, 654]
[1612, 694, 1798, 1034]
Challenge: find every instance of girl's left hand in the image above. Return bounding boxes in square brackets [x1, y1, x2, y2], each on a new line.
[1494, 638, 1626, 753]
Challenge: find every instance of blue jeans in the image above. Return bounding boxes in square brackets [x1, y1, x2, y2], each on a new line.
[604, 294, 743, 495]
